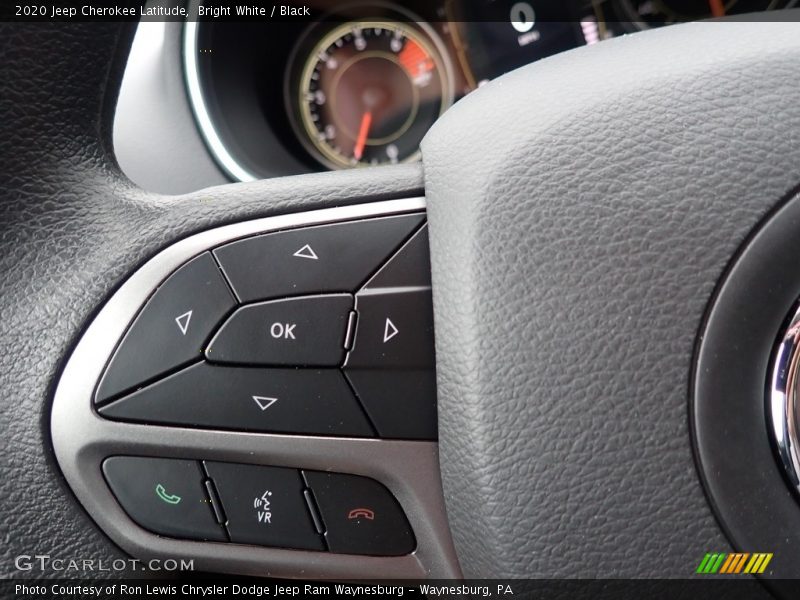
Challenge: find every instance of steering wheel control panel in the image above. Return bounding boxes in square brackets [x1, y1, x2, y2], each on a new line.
[94, 213, 436, 440]
[51, 198, 460, 579]
[104, 456, 415, 556]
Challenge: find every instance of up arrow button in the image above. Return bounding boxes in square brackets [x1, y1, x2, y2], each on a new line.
[293, 244, 318, 260]
[213, 214, 425, 302]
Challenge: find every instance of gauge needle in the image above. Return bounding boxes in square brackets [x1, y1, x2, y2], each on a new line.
[709, 0, 725, 17]
[354, 111, 372, 161]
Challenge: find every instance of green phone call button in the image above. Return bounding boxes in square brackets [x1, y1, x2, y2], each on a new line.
[103, 456, 224, 541]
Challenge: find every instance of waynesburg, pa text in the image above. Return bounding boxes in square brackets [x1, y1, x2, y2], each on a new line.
[15, 583, 516, 598]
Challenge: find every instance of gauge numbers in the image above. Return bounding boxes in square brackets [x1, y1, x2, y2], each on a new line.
[297, 21, 451, 169]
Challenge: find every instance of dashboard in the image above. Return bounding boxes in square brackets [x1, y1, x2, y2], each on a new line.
[9, 7, 800, 586]
[113, 0, 800, 191]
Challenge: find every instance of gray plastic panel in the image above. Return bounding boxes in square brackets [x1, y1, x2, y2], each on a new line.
[51, 197, 461, 579]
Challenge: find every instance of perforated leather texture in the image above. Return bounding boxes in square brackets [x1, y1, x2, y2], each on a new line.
[422, 20, 800, 579]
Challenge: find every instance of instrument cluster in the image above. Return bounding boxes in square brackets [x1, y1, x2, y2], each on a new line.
[184, 0, 796, 179]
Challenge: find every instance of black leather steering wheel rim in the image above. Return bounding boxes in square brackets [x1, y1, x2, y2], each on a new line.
[422, 17, 800, 579]
[0, 22, 426, 578]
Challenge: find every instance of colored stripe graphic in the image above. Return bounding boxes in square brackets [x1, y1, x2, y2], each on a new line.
[697, 553, 726, 573]
[719, 554, 735, 574]
[720, 553, 748, 573]
[696, 554, 713, 573]
[743, 553, 773, 574]
[697, 553, 773, 574]
[734, 553, 750, 573]
[719, 554, 735, 573]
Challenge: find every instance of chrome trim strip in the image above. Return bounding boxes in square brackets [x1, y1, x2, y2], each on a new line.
[51, 197, 462, 579]
[183, 14, 258, 182]
[769, 305, 800, 490]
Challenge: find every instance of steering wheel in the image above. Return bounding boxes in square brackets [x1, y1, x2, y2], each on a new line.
[4, 16, 800, 593]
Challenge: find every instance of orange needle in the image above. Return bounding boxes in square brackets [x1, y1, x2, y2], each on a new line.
[354, 111, 372, 161]
[709, 0, 725, 17]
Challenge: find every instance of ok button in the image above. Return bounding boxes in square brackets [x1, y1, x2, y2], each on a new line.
[270, 322, 296, 339]
[206, 294, 352, 366]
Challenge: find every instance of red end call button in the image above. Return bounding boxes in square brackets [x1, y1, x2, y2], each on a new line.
[303, 471, 415, 556]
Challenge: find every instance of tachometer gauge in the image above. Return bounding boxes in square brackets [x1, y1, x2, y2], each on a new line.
[291, 20, 452, 169]
[616, 0, 797, 29]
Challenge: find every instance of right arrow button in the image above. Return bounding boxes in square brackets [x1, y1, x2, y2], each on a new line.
[347, 289, 435, 370]
[383, 318, 399, 343]
[344, 226, 437, 440]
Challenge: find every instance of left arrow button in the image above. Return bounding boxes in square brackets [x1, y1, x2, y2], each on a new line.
[175, 310, 193, 335]
[95, 253, 236, 404]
